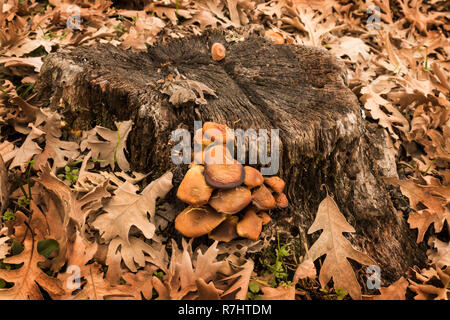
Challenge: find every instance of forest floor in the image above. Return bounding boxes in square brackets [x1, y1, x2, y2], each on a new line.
[0, 0, 448, 300]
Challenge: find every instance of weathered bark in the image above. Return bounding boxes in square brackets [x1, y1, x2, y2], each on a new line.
[32, 29, 425, 283]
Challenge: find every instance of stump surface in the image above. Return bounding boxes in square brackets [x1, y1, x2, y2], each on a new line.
[33, 30, 425, 283]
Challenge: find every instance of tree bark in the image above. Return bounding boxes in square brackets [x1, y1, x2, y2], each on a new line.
[32, 29, 426, 283]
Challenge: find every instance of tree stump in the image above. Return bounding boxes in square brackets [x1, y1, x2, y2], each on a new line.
[32, 29, 425, 283]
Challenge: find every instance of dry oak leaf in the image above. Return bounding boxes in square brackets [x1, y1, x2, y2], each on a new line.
[33, 111, 79, 171]
[293, 258, 317, 284]
[153, 239, 228, 300]
[307, 195, 375, 300]
[81, 120, 133, 172]
[427, 237, 450, 269]
[67, 263, 137, 300]
[372, 277, 408, 300]
[92, 171, 173, 243]
[408, 266, 449, 300]
[36, 163, 110, 230]
[9, 124, 44, 172]
[54, 231, 98, 299]
[196, 278, 223, 300]
[0, 212, 64, 300]
[161, 79, 217, 106]
[220, 259, 254, 300]
[105, 236, 168, 284]
[261, 284, 295, 300]
[384, 177, 449, 242]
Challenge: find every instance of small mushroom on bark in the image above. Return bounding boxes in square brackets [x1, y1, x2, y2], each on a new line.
[264, 176, 285, 193]
[209, 215, 239, 242]
[265, 30, 285, 44]
[175, 206, 226, 238]
[236, 207, 263, 241]
[176, 164, 213, 206]
[209, 186, 252, 214]
[211, 43, 226, 61]
[252, 184, 276, 210]
[274, 192, 289, 208]
[243, 166, 264, 189]
[204, 160, 245, 189]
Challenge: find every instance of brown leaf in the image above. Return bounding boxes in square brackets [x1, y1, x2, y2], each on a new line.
[36, 163, 110, 230]
[372, 277, 408, 300]
[261, 284, 295, 300]
[9, 124, 44, 171]
[0, 212, 64, 300]
[196, 278, 222, 300]
[33, 112, 79, 171]
[92, 171, 173, 243]
[293, 258, 316, 284]
[81, 120, 133, 171]
[307, 195, 375, 300]
[427, 237, 450, 269]
[220, 259, 254, 300]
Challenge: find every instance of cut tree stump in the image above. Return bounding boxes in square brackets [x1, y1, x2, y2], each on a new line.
[32, 29, 425, 283]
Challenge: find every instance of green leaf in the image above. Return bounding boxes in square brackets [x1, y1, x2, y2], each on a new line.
[0, 278, 6, 288]
[249, 282, 260, 294]
[335, 288, 348, 300]
[37, 239, 59, 258]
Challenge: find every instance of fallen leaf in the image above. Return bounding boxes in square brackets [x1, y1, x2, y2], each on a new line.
[307, 195, 375, 300]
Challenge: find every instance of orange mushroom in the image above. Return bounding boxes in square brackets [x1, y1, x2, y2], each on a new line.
[243, 166, 264, 189]
[209, 215, 239, 242]
[264, 176, 285, 193]
[211, 43, 226, 61]
[258, 211, 272, 225]
[251, 184, 277, 210]
[175, 206, 226, 238]
[204, 160, 245, 189]
[265, 30, 285, 44]
[176, 164, 213, 206]
[274, 192, 289, 208]
[209, 186, 252, 214]
[236, 207, 263, 241]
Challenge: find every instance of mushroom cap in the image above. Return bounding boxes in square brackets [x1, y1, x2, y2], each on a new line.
[211, 43, 226, 61]
[264, 176, 286, 193]
[243, 166, 264, 189]
[274, 192, 289, 208]
[175, 206, 226, 238]
[236, 207, 263, 241]
[194, 122, 234, 148]
[265, 30, 285, 44]
[203, 122, 235, 145]
[252, 184, 277, 210]
[209, 215, 239, 242]
[209, 186, 252, 214]
[204, 144, 233, 165]
[176, 164, 214, 206]
[258, 211, 272, 225]
[204, 160, 245, 189]
[193, 128, 213, 148]
[194, 144, 232, 165]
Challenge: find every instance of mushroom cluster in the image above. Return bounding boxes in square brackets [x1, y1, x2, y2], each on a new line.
[174, 122, 288, 242]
